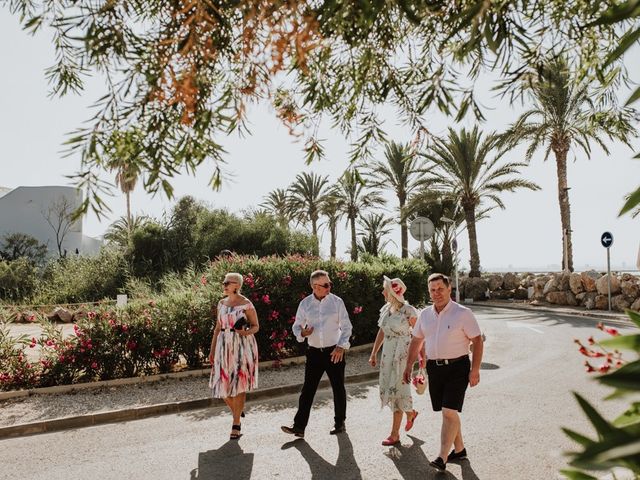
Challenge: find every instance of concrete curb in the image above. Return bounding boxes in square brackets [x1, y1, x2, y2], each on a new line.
[0, 371, 379, 440]
[473, 301, 633, 325]
[0, 343, 374, 402]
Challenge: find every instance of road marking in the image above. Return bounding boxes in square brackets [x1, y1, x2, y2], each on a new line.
[506, 321, 544, 334]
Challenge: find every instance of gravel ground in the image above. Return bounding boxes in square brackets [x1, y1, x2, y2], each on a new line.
[0, 350, 377, 428]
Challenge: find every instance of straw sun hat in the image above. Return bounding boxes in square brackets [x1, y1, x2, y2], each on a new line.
[383, 275, 407, 303]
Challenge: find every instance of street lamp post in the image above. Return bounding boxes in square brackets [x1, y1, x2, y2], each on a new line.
[441, 216, 460, 303]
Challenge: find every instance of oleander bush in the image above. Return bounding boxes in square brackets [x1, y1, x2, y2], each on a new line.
[0, 255, 430, 390]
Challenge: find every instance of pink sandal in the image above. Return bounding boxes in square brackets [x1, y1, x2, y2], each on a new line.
[405, 410, 419, 431]
[382, 435, 400, 446]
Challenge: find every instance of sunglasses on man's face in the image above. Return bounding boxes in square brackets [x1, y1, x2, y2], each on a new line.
[313, 282, 332, 289]
[222, 281, 237, 286]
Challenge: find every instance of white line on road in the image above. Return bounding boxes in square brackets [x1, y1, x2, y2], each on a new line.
[506, 321, 545, 334]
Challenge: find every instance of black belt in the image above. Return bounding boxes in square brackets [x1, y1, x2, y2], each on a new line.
[308, 344, 336, 352]
[427, 355, 468, 366]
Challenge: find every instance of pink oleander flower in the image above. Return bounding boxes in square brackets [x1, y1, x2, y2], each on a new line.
[269, 310, 280, 320]
[353, 306, 363, 315]
[29, 338, 37, 348]
[91, 362, 98, 369]
[45, 339, 55, 347]
[126, 340, 137, 350]
[87, 311, 96, 320]
[262, 294, 271, 305]
[337, 271, 348, 280]
[282, 275, 292, 286]
[596, 322, 620, 336]
[200, 274, 208, 285]
[270, 331, 277, 340]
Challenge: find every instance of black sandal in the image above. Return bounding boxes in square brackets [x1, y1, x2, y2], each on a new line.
[230, 424, 242, 440]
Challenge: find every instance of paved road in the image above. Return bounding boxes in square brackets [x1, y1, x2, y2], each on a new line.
[2, 306, 637, 480]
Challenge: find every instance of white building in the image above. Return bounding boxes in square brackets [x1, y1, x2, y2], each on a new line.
[0, 185, 102, 257]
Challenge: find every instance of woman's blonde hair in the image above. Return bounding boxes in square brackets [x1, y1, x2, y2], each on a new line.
[224, 272, 243, 291]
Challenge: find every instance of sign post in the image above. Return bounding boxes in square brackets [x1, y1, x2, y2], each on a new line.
[451, 237, 460, 302]
[600, 231, 614, 311]
[409, 217, 435, 261]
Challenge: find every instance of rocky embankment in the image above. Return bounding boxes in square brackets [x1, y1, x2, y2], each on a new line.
[459, 271, 640, 312]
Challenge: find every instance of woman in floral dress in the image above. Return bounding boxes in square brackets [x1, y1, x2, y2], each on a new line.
[369, 276, 424, 446]
[209, 272, 259, 440]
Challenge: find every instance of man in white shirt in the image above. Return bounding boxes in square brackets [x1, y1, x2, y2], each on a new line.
[403, 273, 484, 472]
[281, 270, 353, 439]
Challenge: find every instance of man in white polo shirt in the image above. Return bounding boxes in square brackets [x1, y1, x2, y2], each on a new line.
[403, 273, 484, 472]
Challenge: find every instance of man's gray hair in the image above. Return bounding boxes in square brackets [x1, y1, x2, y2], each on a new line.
[310, 269, 330, 283]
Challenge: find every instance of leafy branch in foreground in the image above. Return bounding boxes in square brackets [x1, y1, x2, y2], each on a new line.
[2, 0, 632, 217]
[562, 312, 640, 479]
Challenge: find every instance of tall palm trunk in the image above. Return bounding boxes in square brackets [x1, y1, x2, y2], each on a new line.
[441, 229, 453, 276]
[399, 193, 408, 258]
[349, 214, 358, 261]
[553, 145, 574, 271]
[329, 222, 337, 259]
[311, 217, 320, 256]
[463, 204, 481, 277]
[125, 191, 132, 235]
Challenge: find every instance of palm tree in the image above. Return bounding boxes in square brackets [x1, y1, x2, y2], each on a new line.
[320, 193, 345, 259]
[332, 169, 385, 261]
[261, 188, 292, 228]
[423, 126, 540, 277]
[357, 213, 395, 256]
[404, 191, 468, 275]
[104, 215, 150, 247]
[105, 129, 144, 233]
[501, 56, 637, 271]
[366, 141, 431, 258]
[287, 172, 330, 255]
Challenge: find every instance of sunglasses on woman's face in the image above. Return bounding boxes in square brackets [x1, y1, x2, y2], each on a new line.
[222, 281, 237, 286]
[313, 282, 332, 289]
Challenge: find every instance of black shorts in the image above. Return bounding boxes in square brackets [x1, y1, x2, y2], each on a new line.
[426, 356, 470, 412]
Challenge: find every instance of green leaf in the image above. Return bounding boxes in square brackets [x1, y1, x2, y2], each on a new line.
[599, 334, 640, 351]
[562, 427, 595, 447]
[625, 309, 640, 328]
[619, 186, 640, 216]
[590, 0, 640, 26]
[597, 360, 640, 391]
[613, 402, 640, 428]
[559, 470, 597, 480]
[626, 85, 640, 106]
[573, 393, 618, 436]
[604, 26, 640, 67]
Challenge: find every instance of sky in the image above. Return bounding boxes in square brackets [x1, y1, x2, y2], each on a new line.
[1, 11, 639, 272]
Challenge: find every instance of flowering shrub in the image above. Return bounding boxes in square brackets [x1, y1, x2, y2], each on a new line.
[562, 312, 640, 479]
[0, 255, 429, 390]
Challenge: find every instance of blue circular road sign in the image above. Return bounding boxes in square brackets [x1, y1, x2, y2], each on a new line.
[601, 231, 614, 249]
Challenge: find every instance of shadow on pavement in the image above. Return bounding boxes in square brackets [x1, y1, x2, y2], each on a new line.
[281, 433, 362, 479]
[183, 383, 375, 423]
[384, 435, 462, 480]
[190, 440, 254, 479]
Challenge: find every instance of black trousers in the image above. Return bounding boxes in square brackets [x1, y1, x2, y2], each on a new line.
[293, 345, 346, 430]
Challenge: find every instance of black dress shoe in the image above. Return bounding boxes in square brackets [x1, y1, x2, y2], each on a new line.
[447, 447, 467, 462]
[430, 457, 446, 471]
[281, 425, 305, 438]
[329, 424, 346, 435]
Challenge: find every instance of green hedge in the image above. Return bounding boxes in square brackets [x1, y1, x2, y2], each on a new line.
[0, 255, 429, 390]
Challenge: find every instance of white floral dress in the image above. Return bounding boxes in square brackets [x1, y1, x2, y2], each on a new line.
[209, 301, 259, 398]
[377, 302, 418, 412]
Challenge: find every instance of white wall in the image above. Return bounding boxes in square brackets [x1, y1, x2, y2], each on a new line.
[0, 186, 101, 256]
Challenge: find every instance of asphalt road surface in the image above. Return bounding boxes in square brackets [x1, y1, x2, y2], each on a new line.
[2, 306, 637, 480]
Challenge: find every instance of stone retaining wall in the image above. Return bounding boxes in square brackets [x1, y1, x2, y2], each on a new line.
[457, 271, 640, 312]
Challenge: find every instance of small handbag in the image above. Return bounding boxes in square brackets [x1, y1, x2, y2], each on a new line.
[233, 317, 249, 331]
[412, 367, 427, 395]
